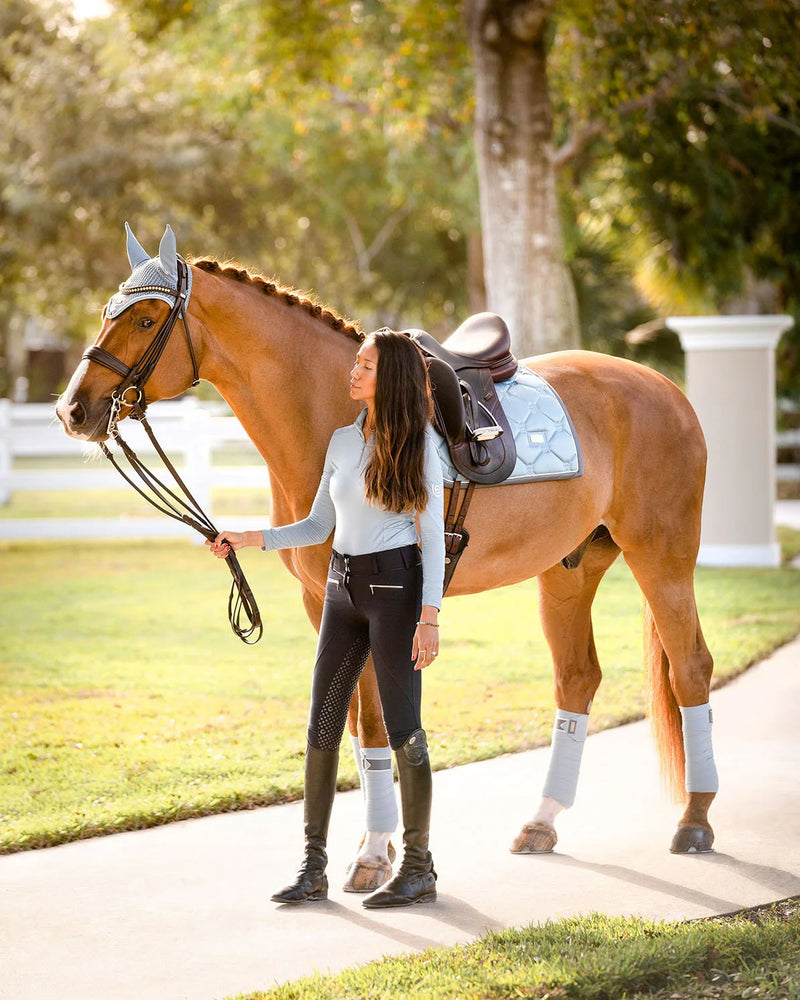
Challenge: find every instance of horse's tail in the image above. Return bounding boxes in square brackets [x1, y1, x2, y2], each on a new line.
[644, 603, 686, 802]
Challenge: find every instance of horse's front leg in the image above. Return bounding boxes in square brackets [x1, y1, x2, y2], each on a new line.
[341, 658, 397, 892]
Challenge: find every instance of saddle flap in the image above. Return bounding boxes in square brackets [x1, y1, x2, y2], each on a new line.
[451, 368, 517, 485]
[427, 358, 467, 447]
[425, 357, 517, 486]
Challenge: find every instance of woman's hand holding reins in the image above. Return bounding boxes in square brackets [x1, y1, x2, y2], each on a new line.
[412, 605, 440, 670]
[205, 530, 262, 558]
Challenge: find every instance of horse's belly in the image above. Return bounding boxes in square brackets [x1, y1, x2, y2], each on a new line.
[444, 473, 608, 597]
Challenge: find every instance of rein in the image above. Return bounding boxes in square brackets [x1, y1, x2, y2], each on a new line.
[82, 258, 263, 644]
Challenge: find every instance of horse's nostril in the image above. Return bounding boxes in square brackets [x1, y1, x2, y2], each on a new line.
[67, 400, 86, 428]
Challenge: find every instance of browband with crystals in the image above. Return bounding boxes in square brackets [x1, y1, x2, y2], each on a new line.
[119, 283, 179, 296]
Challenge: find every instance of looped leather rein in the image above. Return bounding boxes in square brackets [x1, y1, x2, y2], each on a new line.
[82, 258, 263, 644]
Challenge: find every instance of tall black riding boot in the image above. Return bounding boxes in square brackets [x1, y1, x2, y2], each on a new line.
[271, 744, 338, 903]
[362, 729, 436, 908]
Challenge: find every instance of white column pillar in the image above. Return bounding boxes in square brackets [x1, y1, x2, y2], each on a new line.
[667, 315, 793, 568]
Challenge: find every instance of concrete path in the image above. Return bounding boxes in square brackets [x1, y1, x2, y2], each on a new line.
[2, 638, 799, 1000]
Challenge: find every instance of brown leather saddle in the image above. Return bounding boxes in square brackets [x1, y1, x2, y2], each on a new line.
[408, 312, 518, 486]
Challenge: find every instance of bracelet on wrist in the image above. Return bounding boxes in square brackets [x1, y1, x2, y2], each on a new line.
[416, 621, 439, 627]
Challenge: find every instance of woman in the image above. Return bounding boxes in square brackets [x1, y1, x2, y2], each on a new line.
[207, 330, 445, 909]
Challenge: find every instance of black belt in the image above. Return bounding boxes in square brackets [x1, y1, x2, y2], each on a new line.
[330, 544, 420, 577]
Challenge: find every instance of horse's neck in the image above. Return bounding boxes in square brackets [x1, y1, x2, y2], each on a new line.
[195, 274, 359, 517]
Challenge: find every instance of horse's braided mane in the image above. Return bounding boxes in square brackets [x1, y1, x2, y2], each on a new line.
[190, 257, 364, 343]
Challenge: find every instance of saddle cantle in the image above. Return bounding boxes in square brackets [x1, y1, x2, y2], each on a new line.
[412, 312, 518, 383]
[407, 313, 519, 486]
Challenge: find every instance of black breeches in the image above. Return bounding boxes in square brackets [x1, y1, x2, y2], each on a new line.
[307, 544, 423, 752]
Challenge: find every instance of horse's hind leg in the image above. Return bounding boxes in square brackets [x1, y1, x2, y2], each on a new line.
[512, 533, 621, 853]
[623, 546, 717, 854]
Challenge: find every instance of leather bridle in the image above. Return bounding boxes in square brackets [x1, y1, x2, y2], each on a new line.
[82, 257, 263, 644]
[84, 256, 199, 436]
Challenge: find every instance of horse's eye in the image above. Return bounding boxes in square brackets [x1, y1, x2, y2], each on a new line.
[138, 317, 155, 330]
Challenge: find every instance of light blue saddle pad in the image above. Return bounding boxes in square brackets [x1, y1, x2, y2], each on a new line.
[431, 365, 583, 486]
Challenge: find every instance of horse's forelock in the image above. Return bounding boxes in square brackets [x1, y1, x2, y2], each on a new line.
[190, 257, 364, 342]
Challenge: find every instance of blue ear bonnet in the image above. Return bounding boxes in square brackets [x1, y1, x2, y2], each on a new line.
[106, 222, 193, 319]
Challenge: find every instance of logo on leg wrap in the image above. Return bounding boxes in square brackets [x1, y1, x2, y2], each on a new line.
[363, 756, 392, 770]
[556, 718, 578, 735]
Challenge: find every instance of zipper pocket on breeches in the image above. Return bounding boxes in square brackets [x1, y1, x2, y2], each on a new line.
[369, 584, 404, 595]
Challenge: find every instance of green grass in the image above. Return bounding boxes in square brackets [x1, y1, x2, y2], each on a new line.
[230, 899, 800, 1000]
[779, 525, 800, 565]
[2, 537, 800, 854]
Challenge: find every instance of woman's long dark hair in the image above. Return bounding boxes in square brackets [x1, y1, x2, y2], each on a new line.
[363, 330, 434, 514]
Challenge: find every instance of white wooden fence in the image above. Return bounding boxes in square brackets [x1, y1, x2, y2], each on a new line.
[0, 398, 798, 541]
[0, 398, 270, 541]
[776, 427, 800, 485]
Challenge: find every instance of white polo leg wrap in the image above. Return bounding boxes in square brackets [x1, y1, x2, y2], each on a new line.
[542, 710, 590, 808]
[350, 734, 364, 793]
[361, 746, 398, 833]
[680, 703, 719, 793]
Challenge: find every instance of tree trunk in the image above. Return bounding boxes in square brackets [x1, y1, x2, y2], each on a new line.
[466, 231, 487, 314]
[465, 0, 580, 356]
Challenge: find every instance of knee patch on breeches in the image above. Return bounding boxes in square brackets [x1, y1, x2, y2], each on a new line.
[309, 635, 371, 751]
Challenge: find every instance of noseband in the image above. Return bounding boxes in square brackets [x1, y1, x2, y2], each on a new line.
[82, 257, 262, 644]
[83, 257, 199, 435]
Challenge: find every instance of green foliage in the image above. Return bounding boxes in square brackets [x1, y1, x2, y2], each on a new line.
[582, 3, 797, 276]
[0, 0, 271, 393]
[80, 0, 479, 333]
[3, 0, 798, 392]
[551, 0, 800, 375]
[2, 538, 799, 853]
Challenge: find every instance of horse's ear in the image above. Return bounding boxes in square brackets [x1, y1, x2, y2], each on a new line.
[125, 222, 150, 270]
[158, 225, 178, 281]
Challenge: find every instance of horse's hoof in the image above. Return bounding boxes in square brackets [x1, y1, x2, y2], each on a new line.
[342, 858, 393, 893]
[670, 825, 714, 854]
[510, 822, 557, 854]
[349, 839, 396, 866]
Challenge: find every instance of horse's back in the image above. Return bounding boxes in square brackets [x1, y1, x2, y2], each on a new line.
[522, 350, 704, 458]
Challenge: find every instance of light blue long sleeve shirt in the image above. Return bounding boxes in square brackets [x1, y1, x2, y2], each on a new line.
[261, 411, 446, 609]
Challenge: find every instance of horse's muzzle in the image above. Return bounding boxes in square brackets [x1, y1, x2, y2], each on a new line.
[55, 394, 112, 442]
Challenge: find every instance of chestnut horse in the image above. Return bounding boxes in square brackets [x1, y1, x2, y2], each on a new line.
[56, 229, 717, 882]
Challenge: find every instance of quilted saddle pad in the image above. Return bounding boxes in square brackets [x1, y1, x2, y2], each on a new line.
[431, 365, 583, 486]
